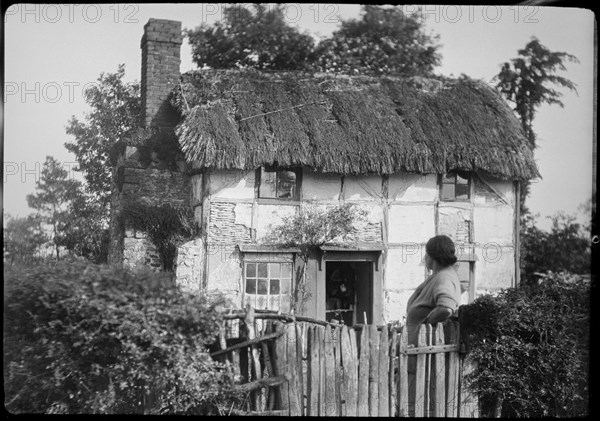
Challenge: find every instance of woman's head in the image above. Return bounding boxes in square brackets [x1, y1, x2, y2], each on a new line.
[425, 235, 458, 268]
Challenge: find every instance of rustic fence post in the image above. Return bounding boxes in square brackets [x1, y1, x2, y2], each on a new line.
[357, 326, 370, 416]
[397, 325, 409, 417]
[433, 323, 446, 417]
[415, 325, 427, 417]
[389, 327, 398, 417]
[445, 321, 460, 417]
[244, 305, 262, 410]
[378, 326, 390, 416]
[368, 325, 380, 416]
[273, 321, 289, 414]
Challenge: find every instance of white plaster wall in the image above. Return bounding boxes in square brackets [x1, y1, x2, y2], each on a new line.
[385, 289, 414, 324]
[344, 175, 382, 201]
[474, 245, 515, 290]
[473, 205, 514, 245]
[206, 245, 243, 305]
[437, 203, 472, 242]
[388, 204, 436, 243]
[474, 174, 514, 206]
[176, 238, 204, 292]
[233, 202, 253, 227]
[388, 173, 437, 202]
[385, 246, 428, 291]
[210, 169, 255, 200]
[255, 204, 298, 241]
[302, 169, 341, 201]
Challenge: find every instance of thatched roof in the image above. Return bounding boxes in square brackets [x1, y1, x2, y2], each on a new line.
[172, 70, 539, 180]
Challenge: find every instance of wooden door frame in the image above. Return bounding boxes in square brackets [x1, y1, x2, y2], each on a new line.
[315, 248, 383, 324]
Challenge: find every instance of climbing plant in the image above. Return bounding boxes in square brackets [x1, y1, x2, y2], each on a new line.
[263, 203, 366, 314]
[121, 201, 199, 271]
[128, 127, 184, 170]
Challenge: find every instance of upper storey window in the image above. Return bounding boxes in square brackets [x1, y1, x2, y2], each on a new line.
[440, 172, 470, 201]
[258, 167, 300, 200]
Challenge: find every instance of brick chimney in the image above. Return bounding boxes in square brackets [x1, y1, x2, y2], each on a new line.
[140, 19, 182, 128]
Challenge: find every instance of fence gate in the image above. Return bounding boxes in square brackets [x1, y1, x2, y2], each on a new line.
[211, 307, 478, 417]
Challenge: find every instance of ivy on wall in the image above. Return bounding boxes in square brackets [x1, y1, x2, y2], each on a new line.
[128, 127, 184, 170]
[121, 200, 199, 271]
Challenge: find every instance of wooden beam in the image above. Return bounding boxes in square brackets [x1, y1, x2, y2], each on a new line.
[236, 374, 290, 393]
[403, 344, 461, 355]
[210, 331, 284, 357]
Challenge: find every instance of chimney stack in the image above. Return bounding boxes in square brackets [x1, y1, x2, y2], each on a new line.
[140, 19, 182, 128]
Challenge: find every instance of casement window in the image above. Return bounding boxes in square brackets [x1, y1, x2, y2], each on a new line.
[258, 167, 301, 200]
[243, 261, 293, 312]
[440, 172, 471, 201]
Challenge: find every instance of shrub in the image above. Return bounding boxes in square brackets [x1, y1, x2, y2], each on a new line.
[459, 271, 590, 417]
[3, 261, 241, 414]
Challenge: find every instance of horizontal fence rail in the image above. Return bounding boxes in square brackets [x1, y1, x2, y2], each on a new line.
[211, 307, 478, 417]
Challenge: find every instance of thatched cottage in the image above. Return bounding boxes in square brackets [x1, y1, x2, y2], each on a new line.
[109, 19, 539, 324]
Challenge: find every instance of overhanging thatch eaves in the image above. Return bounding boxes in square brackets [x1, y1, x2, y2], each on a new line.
[172, 70, 540, 180]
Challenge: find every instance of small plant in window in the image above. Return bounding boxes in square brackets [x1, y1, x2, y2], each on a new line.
[258, 167, 299, 200]
[441, 172, 470, 200]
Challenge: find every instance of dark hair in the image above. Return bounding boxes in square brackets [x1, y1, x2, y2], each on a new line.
[426, 235, 457, 267]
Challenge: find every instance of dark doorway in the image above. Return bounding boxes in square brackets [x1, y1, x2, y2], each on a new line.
[325, 261, 373, 325]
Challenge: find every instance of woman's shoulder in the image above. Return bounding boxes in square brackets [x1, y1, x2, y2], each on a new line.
[433, 266, 460, 283]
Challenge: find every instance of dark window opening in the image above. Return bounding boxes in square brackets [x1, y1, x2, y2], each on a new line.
[325, 261, 372, 326]
[441, 172, 470, 201]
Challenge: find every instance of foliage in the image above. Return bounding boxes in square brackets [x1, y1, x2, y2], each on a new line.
[313, 5, 441, 76]
[129, 127, 184, 170]
[3, 261, 241, 415]
[520, 208, 591, 286]
[495, 37, 578, 214]
[186, 5, 441, 77]
[459, 272, 590, 417]
[186, 4, 315, 71]
[26, 156, 84, 260]
[24, 156, 108, 262]
[65, 64, 141, 207]
[121, 201, 200, 271]
[494, 37, 579, 149]
[263, 203, 367, 312]
[3, 212, 48, 264]
[60, 191, 110, 263]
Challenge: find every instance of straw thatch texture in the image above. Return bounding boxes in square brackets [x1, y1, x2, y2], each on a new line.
[172, 70, 539, 180]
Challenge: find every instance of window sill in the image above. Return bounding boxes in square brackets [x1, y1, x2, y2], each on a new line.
[257, 198, 301, 205]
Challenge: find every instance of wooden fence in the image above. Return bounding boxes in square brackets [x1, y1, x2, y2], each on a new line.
[211, 307, 478, 417]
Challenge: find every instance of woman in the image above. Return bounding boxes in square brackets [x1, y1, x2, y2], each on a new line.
[406, 234, 461, 415]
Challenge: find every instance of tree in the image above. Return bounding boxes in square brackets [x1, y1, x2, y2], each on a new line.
[26, 156, 83, 260]
[494, 37, 578, 148]
[65, 64, 140, 207]
[313, 5, 441, 76]
[263, 204, 366, 313]
[3, 213, 47, 264]
[186, 4, 315, 71]
[520, 208, 591, 286]
[494, 37, 578, 218]
[60, 191, 110, 263]
[25, 156, 108, 262]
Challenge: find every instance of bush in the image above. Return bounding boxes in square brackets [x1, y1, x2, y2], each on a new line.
[3, 261, 242, 414]
[459, 272, 590, 417]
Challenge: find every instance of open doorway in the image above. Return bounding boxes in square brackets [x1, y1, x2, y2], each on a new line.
[325, 261, 373, 325]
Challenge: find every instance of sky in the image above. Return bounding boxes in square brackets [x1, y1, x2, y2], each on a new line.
[3, 4, 595, 231]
